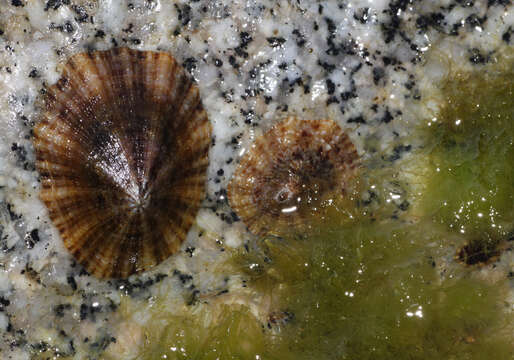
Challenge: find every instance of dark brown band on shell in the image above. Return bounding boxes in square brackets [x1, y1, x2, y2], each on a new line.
[34, 47, 211, 278]
[228, 117, 359, 236]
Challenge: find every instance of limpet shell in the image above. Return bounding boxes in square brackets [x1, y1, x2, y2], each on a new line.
[228, 117, 359, 236]
[33, 47, 211, 278]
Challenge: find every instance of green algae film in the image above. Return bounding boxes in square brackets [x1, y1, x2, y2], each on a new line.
[237, 219, 512, 360]
[420, 55, 514, 262]
[138, 306, 266, 360]
[134, 57, 513, 360]
[134, 218, 511, 360]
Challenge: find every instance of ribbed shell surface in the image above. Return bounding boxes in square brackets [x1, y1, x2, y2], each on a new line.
[228, 117, 359, 236]
[33, 47, 211, 278]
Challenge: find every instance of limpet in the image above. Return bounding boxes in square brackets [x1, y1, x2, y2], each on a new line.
[33, 47, 211, 278]
[228, 117, 359, 236]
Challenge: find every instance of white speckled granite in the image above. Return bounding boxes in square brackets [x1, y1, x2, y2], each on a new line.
[0, 0, 512, 358]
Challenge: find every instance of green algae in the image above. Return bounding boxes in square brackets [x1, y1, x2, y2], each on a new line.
[137, 217, 511, 360]
[136, 55, 514, 359]
[420, 53, 514, 260]
[234, 215, 512, 360]
[138, 305, 266, 360]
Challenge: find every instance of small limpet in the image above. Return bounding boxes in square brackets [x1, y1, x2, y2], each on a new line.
[228, 117, 359, 236]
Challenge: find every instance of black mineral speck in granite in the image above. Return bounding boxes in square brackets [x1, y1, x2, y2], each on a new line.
[79, 302, 105, 322]
[186, 289, 200, 306]
[318, 60, 336, 73]
[112, 273, 168, 297]
[347, 115, 366, 124]
[404, 78, 415, 90]
[415, 12, 446, 31]
[183, 57, 197, 73]
[49, 21, 74, 33]
[95, 30, 106, 38]
[292, 29, 306, 47]
[122, 23, 134, 33]
[0, 296, 10, 308]
[327, 96, 339, 105]
[72, 5, 89, 23]
[382, 56, 396, 66]
[11, 143, 27, 165]
[44, 0, 70, 11]
[383, 144, 412, 162]
[266, 37, 286, 47]
[381, 7, 401, 43]
[326, 79, 336, 94]
[54, 303, 71, 318]
[502, 27, 512, 43]
[469, 48, 487, 64]
[79, 304, 88, 321]
[465, 14, 486, 28]
[67, 275, 77, 291]
[30, 229, 39, 243]
[228, 55, 239, 69]
[235, 31, 252, 58]
[324, 17, 343, 56]
[353, 7, 370, 24]
[64, 21, 74, 33]
[217, 289, 229, 296]
[173, 269, 193, 285]
[341, 90, 357, 101]
[28, 69, 39, 78]
[373, 67, 385, 85]
[241, 109, 255, 124]
[90, 335, 116, 351]
[24, 229, 40, 249]
[68, 339, 76, 355]
[278, 62, 288, 70]
[175, 3, 192, 26]
[381, 108, 393, 123]
[185, 246, 195, 257]
[11, 0, 24, 7]
[215, 188, 228, 204]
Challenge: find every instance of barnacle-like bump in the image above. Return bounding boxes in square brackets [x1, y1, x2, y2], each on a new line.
[33, 47, 211, 278]
[228, 117, 359, 236]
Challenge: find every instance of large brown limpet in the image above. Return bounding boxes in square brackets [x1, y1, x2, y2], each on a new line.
[228, 117, 359, 236]
[33, 47, 211, 278]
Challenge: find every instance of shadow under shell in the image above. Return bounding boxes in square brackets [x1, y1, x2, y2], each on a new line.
[33, 47, 211, 278]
